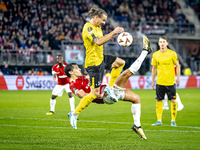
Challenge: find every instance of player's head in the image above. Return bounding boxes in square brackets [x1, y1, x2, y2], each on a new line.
[56, 54, 63, 64]
[64, 63, 81, 78]
[88, 8, 107, 26]
[158, 36, 168, 50]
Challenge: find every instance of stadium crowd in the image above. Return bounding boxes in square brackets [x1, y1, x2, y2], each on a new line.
[97, 0, 195, 34]
[0, 63, 49, 75]
[0, 0, 199, 75]
[0, 0, 116, 61]
[186, 0, 200, 21]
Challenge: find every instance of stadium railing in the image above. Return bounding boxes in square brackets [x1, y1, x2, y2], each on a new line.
[140, 21, 195, 35]
[0, 42, 148, 66]
[0, 49, 64, 66]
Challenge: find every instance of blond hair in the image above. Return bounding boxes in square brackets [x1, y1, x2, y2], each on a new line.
[87, 8, 107, 18]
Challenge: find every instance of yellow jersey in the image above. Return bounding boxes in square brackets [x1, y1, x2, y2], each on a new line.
[151, 49, 178, 86]
[82, 22, 104, 68]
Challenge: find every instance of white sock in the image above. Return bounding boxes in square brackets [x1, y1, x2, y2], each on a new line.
[129, 51, 148, 74]
[69, 97, 75, 111]
[176, 93, 183, 106]
[50, 99, 56, 112]
[131, 103, 141, 127]
[163, 93, 168, 107]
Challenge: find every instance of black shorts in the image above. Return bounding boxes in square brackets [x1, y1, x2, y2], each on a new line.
[86, 55, 117, 88]
[156, 84, 176, 100]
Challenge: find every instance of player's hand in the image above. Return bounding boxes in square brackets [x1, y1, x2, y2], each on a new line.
[152, 82, 156, 90]
[176, 78, 180, 86]
[113, 27, 124, 34]
[86, 74, 90, 80]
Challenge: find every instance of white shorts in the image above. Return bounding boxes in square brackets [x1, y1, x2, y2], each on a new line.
[52, 84, 71, 97]
[103, 84, 125, 104]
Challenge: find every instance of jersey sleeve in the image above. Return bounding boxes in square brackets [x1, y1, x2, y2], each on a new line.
[172, 52, 178, 64]
[63, 62, 68, 66]
[70, 81, 82, 97]
[151, 53, 157, 66]
[52, 66, 56, 75]
[70, 83, 79, 96]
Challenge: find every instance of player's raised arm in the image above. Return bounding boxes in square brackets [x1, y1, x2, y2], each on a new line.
[94, 27, 124, 46]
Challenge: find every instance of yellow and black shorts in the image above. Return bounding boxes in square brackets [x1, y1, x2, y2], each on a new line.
[156, 84, 176, 100]
[86, 55, 116, 88]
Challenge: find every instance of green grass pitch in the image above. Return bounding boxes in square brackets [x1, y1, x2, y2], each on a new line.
[0, 88, 200, 150]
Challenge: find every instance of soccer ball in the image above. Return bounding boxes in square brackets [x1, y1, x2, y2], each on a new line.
[117, 32, 133, 47]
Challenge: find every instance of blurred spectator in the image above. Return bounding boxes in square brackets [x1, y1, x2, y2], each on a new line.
[145, 68, 152, 76]
[0, 36, 3, 46]
[21, 40, 27, 49]
[14, 70, 19, 75]
[74, 33, 82, 42]
[39, 68, 43, 76]
[2, 63, 11, 75]
[31, 68, 35, 74]
[44, 71, 49, 75]
[193, 71, 198, 75]
[26, 70, 33, 75]
[183, 68, 192, 75]
[0, 1, 7, 12]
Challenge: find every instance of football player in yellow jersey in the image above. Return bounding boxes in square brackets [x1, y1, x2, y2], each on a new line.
[69, 8, 125, 129]
[151, 36, 180, 127]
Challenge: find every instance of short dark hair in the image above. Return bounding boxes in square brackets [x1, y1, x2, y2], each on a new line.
[159, 36, 168, 42]
[56, 54, 62, 58]
[64, 63, 77, 78]
[87, 8, 107, 18]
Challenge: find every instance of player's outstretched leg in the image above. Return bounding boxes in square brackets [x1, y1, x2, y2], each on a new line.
[68, 112, 78, 129]
[143, 36, 152, 54]
[132, 125, 147, 140]
[104, 86, 118, 102]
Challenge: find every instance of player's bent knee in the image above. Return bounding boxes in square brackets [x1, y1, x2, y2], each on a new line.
[68, 92, 73, 98]
[51, 95, 57, 99]
[171, 99, 176, 103]
[118, 59, 125, 66]
[135, 95, 141, 103]
[113, 58, 125, 68]
[121, 69, 132, 77]
[91, 91, 101, 98]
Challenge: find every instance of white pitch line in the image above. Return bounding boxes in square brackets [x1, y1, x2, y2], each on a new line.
[0, 117, 200, 130]
[0, 124, 200, 133]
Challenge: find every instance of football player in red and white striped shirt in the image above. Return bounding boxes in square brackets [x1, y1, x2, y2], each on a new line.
[46, 55, 75, 115]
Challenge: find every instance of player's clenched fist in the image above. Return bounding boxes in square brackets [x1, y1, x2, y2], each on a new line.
[113, 27, 124, 34]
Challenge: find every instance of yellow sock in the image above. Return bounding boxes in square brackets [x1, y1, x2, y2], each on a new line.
[75, 93, 97, 114]
[108, 64, 125, 87]
[156, 101, 163, 121]
[171, 102, 177, 121]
